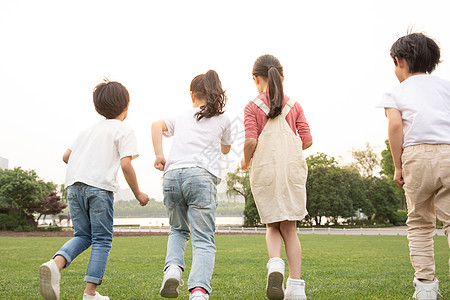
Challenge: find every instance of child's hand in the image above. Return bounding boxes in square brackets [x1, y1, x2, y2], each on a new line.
[240, 158, 251, 170]
[393, 167, 404, 188]
[137, 192, 150, 206]
[154, 155, 166, 171]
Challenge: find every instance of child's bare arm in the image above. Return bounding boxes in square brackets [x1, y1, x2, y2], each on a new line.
[151, 120, 168, 171]
[62, 149, 72, 164]
[386, 108, 404, 188]
[241, 138, 257, 170]
[120, 156, 149, 206]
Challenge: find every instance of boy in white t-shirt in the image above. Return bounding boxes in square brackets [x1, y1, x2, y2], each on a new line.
[39, 80, 149, 300]
[378, 32, 450, 299]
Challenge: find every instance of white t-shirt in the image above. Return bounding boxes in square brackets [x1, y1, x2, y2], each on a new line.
[65, 119, 139, 192]
[378, 74, 450, 147]
[163, 108, 232, 180]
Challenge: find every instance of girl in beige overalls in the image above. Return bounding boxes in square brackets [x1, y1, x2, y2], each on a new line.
[241, 55, 313, 300]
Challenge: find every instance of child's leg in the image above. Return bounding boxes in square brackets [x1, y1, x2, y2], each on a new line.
[184, 168, 217, 294]
[406, 189, 436, 281]
[53, 185, 93, 268]
[40, 184, 92, 300]
[434, 149, 450, 247]
[53, 255, 67, 271]
[165, 206, 190, 270]
[163, 171, 190, 270]
[265, 222, 286, 300]
[266, 222, 282, 258]
[280, 221, 302, 279]
[83, 186, 114, 296]
[402, 147, 437, 281]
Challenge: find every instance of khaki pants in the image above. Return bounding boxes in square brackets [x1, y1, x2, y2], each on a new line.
[402, 144, 450, 280]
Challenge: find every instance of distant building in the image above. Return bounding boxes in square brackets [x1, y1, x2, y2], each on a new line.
[0, 157, 8, 169]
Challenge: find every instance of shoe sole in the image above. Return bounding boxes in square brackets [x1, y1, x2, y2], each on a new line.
[39, 265, 58, 300]
[266, 271, 284, 300]
[160, 278, 180, 298]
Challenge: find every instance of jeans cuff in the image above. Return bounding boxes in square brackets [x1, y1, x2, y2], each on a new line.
[85, 275, 103, 285]
[53, 251, 72, 269]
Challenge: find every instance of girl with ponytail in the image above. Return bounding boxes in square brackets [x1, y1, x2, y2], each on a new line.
[151, 70, 232, 300]
[241, 54, 313, 300]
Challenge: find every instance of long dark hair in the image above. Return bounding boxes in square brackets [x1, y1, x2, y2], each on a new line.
[252, 54, 284, 119]
[191, 70, 227, 121]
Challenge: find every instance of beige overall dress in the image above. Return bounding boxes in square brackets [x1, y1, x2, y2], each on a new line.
[249, 97, 308, 224]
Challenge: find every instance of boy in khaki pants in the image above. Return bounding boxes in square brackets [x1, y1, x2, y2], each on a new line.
[378, 32, 450, 299]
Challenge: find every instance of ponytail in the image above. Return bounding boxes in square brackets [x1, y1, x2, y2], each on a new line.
[267, 66, 284, 119]
[191, 70, 227, 121]
[252, 54, 284, 119]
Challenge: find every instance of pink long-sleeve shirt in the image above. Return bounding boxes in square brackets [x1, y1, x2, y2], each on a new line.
[244, 92, 312, 142]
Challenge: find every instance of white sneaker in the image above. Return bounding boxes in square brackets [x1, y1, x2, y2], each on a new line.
[413, 278, 442, 300]
[83, 291, 110, 300]
[39, 260, 60, 300]
[160, 264, 183, 298]
[189, 290, 209, 299]
[285, 277, 307, 300]
[266, 257, 285, 300]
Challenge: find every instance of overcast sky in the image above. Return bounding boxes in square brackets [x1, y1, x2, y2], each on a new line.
[1, 0, 450, 200]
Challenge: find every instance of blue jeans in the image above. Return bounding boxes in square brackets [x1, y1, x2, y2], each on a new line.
[163, 167, 218, 294]
[54, 182, 114, 284]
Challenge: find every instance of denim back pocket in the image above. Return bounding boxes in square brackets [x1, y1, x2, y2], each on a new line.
[67, 190, 80, 219]
[87, 190, 110, 214]
[187, 178, 216, 208]
[163, 179, 180, 210]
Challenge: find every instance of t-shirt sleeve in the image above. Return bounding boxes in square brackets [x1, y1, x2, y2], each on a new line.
[377, 92, 399, 109]
[221, 116, 233, 145]
[118, 128, 139, 160]
[244, 102, 258, 139]
[68, 130, 85, 151]
[294, 103, 312, 143]
[163, 116, 176, 137]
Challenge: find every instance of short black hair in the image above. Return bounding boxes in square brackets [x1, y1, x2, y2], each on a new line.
[93, 79, 129, 119]
[390, 32, 440, 73]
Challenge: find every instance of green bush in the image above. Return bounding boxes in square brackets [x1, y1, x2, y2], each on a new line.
[0, 212, 58, 231]
[12, 225, 35, 232]
[0, 213, 19, 230]
[0, 212, 28, 230]
[392, 209, 408, 226]
[36, 226, 62, 232]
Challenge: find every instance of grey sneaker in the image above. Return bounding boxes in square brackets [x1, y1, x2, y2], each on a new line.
[39, 260, 60, 300]
[160, 265, 183, 298]
[413, 278, 442, 300]
[266, 257, 285, 300]
[83, 292, 110, 300]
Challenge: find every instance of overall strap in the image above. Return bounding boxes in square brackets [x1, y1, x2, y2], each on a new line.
[251, 97, 270, 116]
[281, 98, 296, 116]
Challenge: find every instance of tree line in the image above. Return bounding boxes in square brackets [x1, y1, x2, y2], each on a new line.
[113, 200, 244, 218]
[226, 141, 407, 227]
[0, 166, 245, 231]
[0, 140, 405, 230]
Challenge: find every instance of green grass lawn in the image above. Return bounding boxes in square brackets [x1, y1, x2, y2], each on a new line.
[0, 235, 448, 299]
